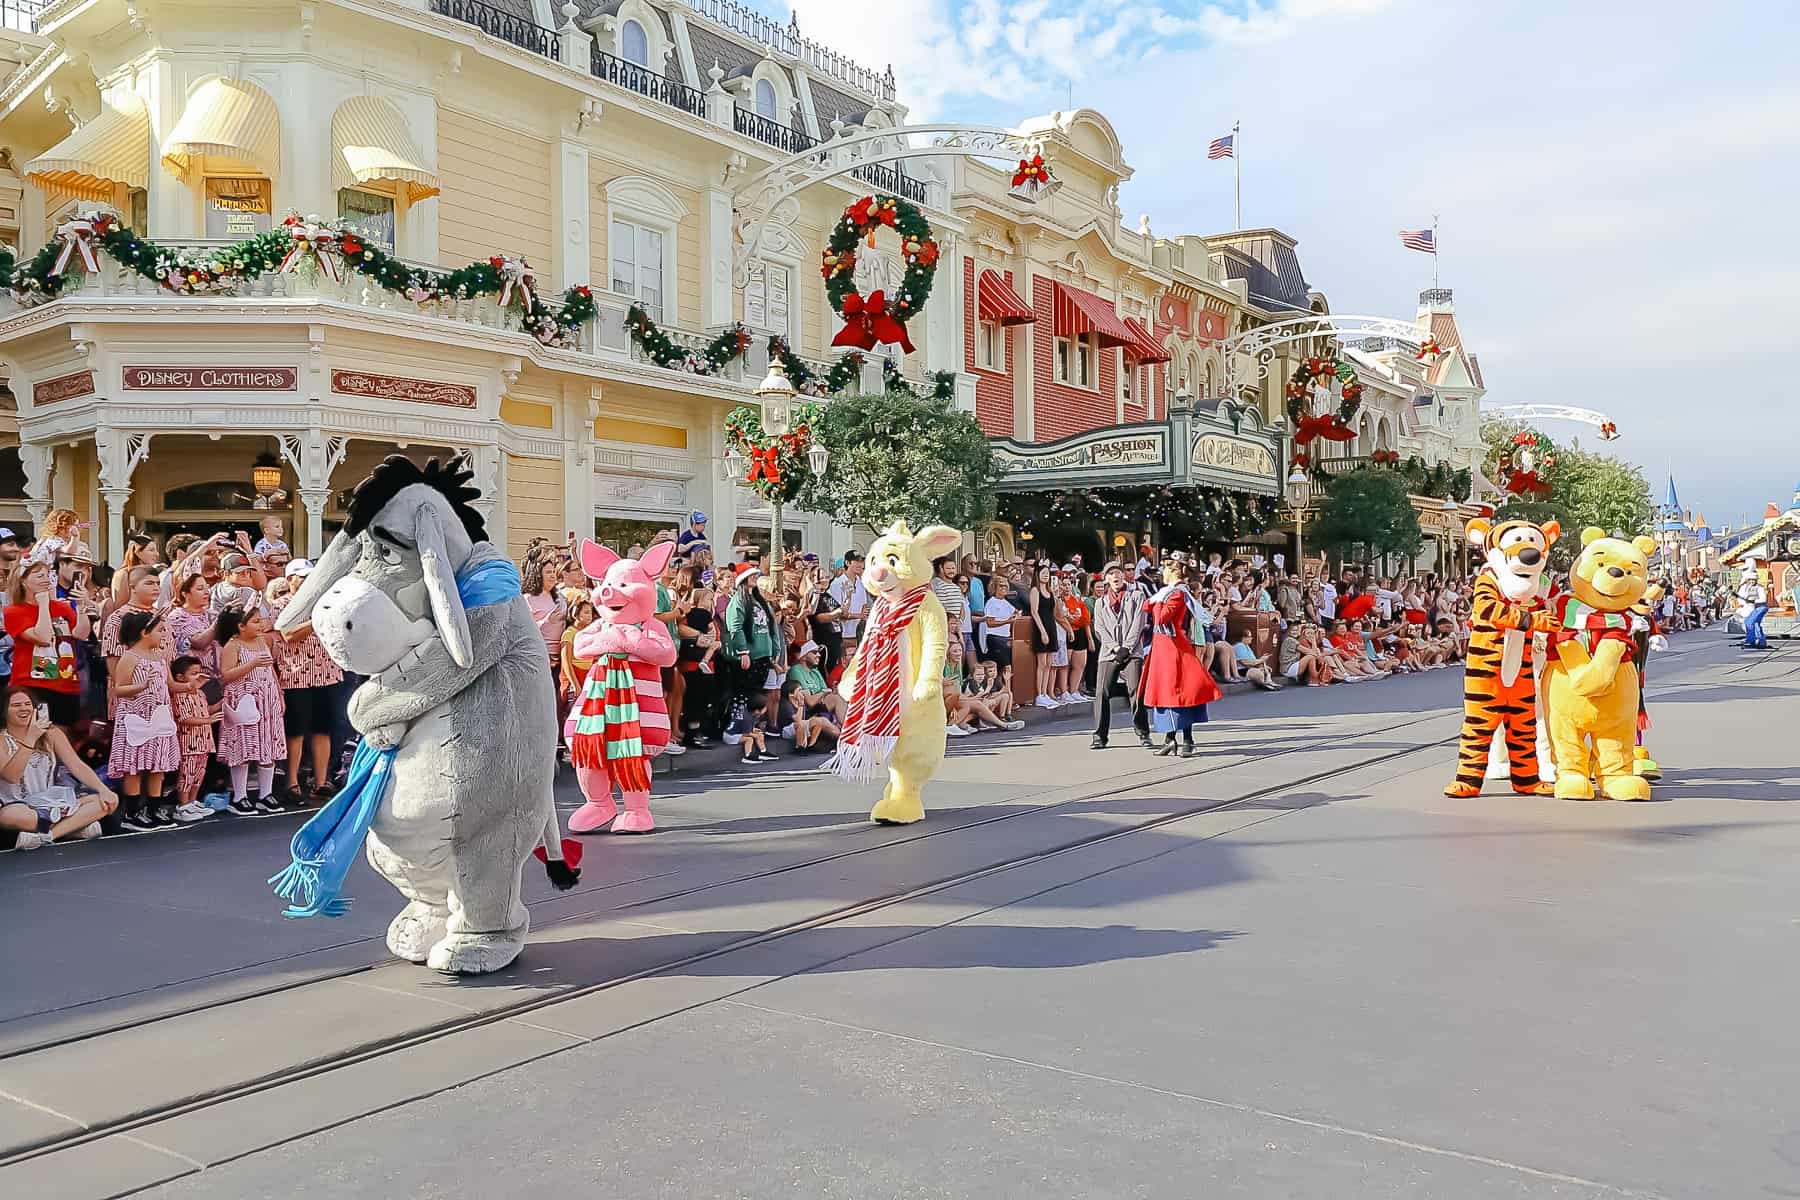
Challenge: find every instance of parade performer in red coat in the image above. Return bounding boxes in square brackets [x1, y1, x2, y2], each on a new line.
[1140, 554, 1222, 758]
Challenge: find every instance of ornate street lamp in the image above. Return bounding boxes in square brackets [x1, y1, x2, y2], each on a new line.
[756, 361, 798, 587]
[1285, 464, 1311, 571]
[807, 440, 830, 476]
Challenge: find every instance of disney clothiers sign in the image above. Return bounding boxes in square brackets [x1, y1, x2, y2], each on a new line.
[123, 366, 298, 391]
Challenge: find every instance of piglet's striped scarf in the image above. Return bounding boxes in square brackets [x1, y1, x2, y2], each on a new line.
[570, 652, 651, 793]
[836, 586, 927, 782]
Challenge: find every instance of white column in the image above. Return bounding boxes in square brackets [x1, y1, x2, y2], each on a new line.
[18, 443, 52, 529]
[141, 58, 196, 240]
[94, 427, 152, 566]
[284, 66, 333, 220]
[279, 430, 349, 558]
[469, 442, 503, 547]
[924, 230, 960, 379]
[562, 383, 600, 542]
[701, 406, 737, 549]
[701, 185, 734, 329]
[553, 137, 592, 292]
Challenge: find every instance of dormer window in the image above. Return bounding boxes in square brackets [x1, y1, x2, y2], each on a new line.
[754, 78, 778, 121]
[621, 19, 650, 67]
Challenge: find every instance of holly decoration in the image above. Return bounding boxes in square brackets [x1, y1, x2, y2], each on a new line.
[1497, 429, 1557, 497]
[1012, 155, 1052, 187]
[1415, 336, 1443, 361]
[10, 211, 596, 347]
[626, 305, 752, 373]
[769, 335, 864, 397]
[1285, 357, 1363, 444]
[823, 194, 937, 355]
[724, 400, 824, 504]
[1370, 449, 1401, 467]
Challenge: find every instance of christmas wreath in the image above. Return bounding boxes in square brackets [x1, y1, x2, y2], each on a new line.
[724, 400, 824, 503]
[822, 194, 938, 355]
[1285, 356, 1363, 444]
[1497, 429, 1556, 497]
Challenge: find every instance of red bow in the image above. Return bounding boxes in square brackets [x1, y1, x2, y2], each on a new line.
[1012, 155, 1048, 186]
[832, 290, 915, 354]
[1293, 414, 1355, 445]
[1505, 469, 1549, 496]
[747, 446, 783, 485]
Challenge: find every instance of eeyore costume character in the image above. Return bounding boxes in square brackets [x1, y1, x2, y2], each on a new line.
[270, 455, 578, 975]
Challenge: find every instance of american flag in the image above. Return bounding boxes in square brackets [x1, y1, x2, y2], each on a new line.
[1207, 133, 1234, 160]
[1398, 228, 1436, 253]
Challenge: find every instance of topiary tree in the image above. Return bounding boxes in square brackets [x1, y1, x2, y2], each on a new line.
[1313, 467, 1424, 566]
[793, 388, 1005, 531]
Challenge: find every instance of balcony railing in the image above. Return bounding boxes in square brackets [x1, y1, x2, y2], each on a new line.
[430, 0, 555, 59]
[0, 0, 43, 33]
[681, 0, 895, 102]
[851, 160, 927, 205]
[732, 106, 818, 155]
[592, 48, 708, 118]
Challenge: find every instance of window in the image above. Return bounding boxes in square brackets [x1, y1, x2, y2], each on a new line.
[1053, 335, 1096, 388]
[745, 261, 790, 335]
[621, 19, 649, 67]
[337, 188, 396, 252]
[129, 189, 147, 232]
[1122, 355, 1138, 404]
[611, 218, 665, 321]
[754, 79, 778, 121]
[977, 320, 1000, 370]
[204, 177, 271, 239]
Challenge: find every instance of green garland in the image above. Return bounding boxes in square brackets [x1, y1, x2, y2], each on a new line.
[625, 304, 751, 372]
[881, 356, 957, 404]
[8, 212, 598, 347]
[768, 335, 864, 396]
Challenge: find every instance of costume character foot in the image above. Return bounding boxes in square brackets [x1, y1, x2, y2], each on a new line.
[569, 798, 619, 833]
[1601, 774, 1652, 802]
[1443, 781, 1482, 799]
[1555, 775, 1598, 801]
[428, 928, 527, 975]
[387, 901, 449, 962]
[612, 793, 655, 834]
[1514, 781, 1555, 796]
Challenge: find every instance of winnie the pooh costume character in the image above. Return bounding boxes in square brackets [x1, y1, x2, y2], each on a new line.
[1544, 528, 1660, 802]
[836, 521, 959, 825]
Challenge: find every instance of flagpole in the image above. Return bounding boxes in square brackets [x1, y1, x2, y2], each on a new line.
[1432, 213, 1440, 290]
[1233, 120, 1242, 231]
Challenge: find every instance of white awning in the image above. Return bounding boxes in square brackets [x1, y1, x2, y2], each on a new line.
[162, 77, 280, 178]
[26, 93, 150, 200]
[331, 96, 438, 201]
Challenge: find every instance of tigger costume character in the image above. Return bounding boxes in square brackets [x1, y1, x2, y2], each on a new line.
[1444, 517, 1561, 798]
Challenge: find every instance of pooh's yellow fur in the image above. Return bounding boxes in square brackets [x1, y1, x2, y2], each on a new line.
[1545, 528, 1659, 802]
[838, 522, 959, 825]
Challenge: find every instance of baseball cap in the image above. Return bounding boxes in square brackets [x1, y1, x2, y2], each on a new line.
[285, 558, 314, 579]
[690, 510, 707, 524]
[0, 527, 16, 546]
[221, 551, 251, 572]
[844, 550, 865, 563]
[1103, 561, 1126, 575]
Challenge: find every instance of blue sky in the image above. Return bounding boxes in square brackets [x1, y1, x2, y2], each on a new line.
[784, 0, 1797, 533]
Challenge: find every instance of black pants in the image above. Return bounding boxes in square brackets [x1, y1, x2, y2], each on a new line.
[1093, 655, 1148, 743]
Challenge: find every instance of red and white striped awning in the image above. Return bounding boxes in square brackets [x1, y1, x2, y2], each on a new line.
[1122, 317, 1171, 364]
[1052, 282, 1135, 347]
[977, 270, 1035, 325]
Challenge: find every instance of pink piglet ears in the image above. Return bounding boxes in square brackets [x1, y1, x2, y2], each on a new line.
[579, 539, 619, 581]
[579, 538, 677, 581]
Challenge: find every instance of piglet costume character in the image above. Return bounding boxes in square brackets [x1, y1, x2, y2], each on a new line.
[566, 539, 677, 834]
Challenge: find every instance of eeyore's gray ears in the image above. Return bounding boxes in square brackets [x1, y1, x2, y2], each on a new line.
[275, 530, 360, 633]
[413, 502, 472, 668]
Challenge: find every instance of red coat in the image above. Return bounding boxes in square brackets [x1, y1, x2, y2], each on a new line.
[1140, 589, 1223, 709]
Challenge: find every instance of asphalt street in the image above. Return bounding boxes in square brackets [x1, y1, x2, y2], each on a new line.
[2, 631, 1797, 1199]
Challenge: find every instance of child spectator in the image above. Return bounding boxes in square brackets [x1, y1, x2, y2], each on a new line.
[253, 514, 289, 559]
[170, 656, 218, 817]
[108, 610, 184, 828]
[216, 606, 287, 815]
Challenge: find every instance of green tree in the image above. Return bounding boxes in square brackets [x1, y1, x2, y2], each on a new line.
[794, 389, 1005, 531]
[1481, 418, 1652, 568]
[1313, 468, 1424, 565]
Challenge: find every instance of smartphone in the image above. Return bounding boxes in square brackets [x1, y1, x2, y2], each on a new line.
[35, 703, 49, 726]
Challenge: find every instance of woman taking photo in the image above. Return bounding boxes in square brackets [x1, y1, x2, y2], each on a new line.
[0, 687, 118, 849]
[162, 572, 218, 662]
[4, 557, 92, 728]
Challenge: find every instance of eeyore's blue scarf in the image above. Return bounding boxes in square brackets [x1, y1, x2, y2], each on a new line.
[269, 557, 522, 919]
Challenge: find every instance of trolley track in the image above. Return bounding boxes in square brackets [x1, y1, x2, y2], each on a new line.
[0, 707, 1451, 1058]
[0, 714, 1465, 1170]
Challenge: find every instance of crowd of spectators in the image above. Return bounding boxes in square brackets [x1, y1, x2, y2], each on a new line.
[1, 510, 353, 852]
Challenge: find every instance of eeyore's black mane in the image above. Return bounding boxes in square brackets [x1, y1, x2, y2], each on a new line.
[345, 453, 488, 544]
